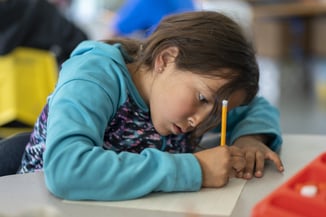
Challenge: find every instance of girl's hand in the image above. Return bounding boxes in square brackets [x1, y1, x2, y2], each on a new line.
[194, 146, 245, 188]
[232, 135, 284, 180]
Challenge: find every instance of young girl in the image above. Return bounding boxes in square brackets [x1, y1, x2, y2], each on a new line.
[19, 11, 284, 201]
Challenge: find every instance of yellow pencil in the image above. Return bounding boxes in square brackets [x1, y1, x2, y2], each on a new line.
[220, 100, 228, 146]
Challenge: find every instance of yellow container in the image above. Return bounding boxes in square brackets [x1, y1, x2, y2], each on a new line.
[0, 47, 58, 126]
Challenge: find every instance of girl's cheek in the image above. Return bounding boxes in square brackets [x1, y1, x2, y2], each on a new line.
[177, 103, 198, 119]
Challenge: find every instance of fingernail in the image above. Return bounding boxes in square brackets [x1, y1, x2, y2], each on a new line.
[245, 173, 252, 179]
[255, 171, 262, 177]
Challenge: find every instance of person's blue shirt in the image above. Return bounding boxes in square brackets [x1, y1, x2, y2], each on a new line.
[112, 0, 196, 37]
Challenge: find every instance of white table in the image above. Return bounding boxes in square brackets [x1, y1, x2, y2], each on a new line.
[0, 134, 326, 217]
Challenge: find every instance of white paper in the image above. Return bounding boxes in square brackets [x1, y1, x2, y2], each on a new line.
[64, 178, 246, 216]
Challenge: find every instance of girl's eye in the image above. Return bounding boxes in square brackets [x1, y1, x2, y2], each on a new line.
[199, 93, 208, 103]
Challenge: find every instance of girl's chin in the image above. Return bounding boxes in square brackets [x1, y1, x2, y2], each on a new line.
[152, 125, 169, 136]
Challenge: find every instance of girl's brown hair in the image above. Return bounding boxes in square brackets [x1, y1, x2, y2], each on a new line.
[105, 11, 259, 144]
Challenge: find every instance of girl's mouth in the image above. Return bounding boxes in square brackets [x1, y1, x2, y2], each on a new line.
[172, 124, 182, 134]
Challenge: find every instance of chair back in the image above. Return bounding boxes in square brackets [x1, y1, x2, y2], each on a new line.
[0, 47, 58, 126]
[0, 132, 31, 176]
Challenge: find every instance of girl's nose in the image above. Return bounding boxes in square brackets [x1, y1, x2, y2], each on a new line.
[188, 118, 196, 128]
[188, 110, 208, 128]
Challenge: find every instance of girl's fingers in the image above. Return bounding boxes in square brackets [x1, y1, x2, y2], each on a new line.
[266, 151, 285, 172]
[229, 146, 245, 177]
[229, 145, 244, 157]
[244, 151, 255, 179]
[254, 151, 265, 178]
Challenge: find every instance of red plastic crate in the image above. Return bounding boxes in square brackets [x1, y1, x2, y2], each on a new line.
[252, 152, 326, 217]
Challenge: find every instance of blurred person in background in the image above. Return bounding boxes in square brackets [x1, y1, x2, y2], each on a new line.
[0, 0, 88, 65]
[109, 0, 197, 38]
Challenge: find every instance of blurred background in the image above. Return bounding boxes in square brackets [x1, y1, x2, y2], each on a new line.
[0, 0, 325, 137]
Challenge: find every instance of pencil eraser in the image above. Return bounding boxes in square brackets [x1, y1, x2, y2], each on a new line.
[300, 184, 318, 197]
[222, 100, 228, 106]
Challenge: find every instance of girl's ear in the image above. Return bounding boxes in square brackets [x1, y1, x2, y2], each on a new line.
[154, 46, 179, 73]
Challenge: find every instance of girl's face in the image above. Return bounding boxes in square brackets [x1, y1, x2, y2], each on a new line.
[149, 63, 245, 136]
